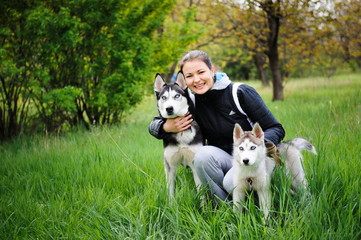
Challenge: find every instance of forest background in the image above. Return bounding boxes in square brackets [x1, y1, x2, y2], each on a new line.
[1, 0, 361, 140]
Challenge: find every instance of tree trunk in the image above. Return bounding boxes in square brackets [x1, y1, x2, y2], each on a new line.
[268, 49, 284, 101]
[261, 0, 284, 101]
[253, 52, 269, 86]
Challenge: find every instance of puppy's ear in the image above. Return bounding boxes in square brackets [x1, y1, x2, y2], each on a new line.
[175, 72, 187, 90]
[233, 123, 244, 142]
[154, 73, 166, 93]
[252, 123, 264, 140]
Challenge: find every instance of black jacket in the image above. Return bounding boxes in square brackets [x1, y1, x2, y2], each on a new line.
[149, 73, 285, 154]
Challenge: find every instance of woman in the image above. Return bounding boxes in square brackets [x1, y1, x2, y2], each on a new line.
[149, 50, 285, 202]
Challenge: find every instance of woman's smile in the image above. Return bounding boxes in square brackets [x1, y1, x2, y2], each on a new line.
[182, 59, 214, 95]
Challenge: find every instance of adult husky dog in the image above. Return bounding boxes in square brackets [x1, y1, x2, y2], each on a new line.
[232, 123, 317, 219]
[154, 72, 203, 199]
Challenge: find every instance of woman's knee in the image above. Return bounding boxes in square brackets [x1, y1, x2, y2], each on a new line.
[193, 146, 218, 169]
[223, 167, 234, 194]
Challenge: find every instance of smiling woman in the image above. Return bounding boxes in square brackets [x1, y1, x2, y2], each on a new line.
[182, 59, 214, 94]
[149, 50, 285, 204]
[180, 51, 215, 95]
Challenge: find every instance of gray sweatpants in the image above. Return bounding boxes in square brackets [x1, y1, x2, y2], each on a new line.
[193, 145, 235, 202]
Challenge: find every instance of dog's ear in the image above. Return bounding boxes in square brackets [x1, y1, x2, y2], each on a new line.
[252, 123, 264, 140]
[154, 73, 166, 93]
[175, 72, 187, 90]
[233, 123, 244, 142]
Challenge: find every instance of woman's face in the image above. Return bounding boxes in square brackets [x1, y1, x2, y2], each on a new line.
[182, 59, 214, 95]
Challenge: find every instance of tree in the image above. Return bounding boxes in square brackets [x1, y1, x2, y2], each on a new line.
[221, 2, 270, 84]
[0, 1, 40, 138]
[150, 0, 203, 81]
[0, 0, 176, 139]
[219, 0, 332, 100]
[333, 0, 361, 69]
[150, 0, 237, 81]
[256, 0, 284, 100]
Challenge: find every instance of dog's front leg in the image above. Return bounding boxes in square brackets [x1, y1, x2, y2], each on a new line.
[233, 185, 246, 211]
[190, 166, 202, 192]
[258, 186, 271, 221]
[190, 167, 205, 205]
[166, 166, 177, 200]
[164, 157, 177, 200]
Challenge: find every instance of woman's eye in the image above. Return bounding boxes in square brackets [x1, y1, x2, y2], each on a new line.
[250, 146, 256, 150]
[239, 146, 244, 151]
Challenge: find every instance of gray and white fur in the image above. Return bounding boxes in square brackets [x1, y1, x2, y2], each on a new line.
[232, 123, 317, 220]
[154, 72, 203, 199]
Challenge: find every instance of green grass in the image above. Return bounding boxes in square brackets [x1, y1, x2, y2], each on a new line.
[1, 73, 360, 239]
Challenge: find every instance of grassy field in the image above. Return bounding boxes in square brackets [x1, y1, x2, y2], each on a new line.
[1, 73, 360, 239]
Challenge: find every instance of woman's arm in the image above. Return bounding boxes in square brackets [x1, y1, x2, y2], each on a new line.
[148, 114, 193, 139]
[237, 85, 285, 144]
[148, 117, 167, 139]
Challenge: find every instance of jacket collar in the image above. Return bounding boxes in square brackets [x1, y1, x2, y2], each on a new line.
[212, 72, 231, 90]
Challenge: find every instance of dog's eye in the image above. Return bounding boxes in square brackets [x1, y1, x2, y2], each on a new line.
[239, 146, 244, 151]
[250, 146, 256, 150]
[161, 96, 167, 100]
[174, 94, 180, 99]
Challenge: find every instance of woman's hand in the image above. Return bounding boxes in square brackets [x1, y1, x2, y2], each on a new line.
[163, 113, 193, 133]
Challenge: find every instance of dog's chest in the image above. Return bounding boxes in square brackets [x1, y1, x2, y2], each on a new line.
[164, 144, 201, 167]
[163, 122, 202, 167]
[243, 176, 265, 191]
[164, 126, 202, 167]
[235, 165, 270, 191]
[175, 126, 197, 145]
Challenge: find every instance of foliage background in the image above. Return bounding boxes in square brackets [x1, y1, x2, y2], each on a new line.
[1, 0, 361, 139]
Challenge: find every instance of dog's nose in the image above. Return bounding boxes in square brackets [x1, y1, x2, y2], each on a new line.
[166, 106, 174, 115]
[243, 159, 249, 165]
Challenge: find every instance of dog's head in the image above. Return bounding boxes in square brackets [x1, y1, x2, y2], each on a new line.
[233, 123, 266, 166]
[154, 72, 190, 118]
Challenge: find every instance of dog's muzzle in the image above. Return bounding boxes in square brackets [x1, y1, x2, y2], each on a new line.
[166, 106, 174, 115]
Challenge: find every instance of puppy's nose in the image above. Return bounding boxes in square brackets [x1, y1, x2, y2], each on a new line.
[166, 106, 174, 115]
[243, 159, 249, 165]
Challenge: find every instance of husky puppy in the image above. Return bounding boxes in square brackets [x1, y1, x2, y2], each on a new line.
[232, 123, 317, 219]
[154, 72, 203, 199]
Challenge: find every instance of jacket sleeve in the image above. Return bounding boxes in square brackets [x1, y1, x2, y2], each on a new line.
[237, 84, 285, 144]
[148, 116, 168, 139]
